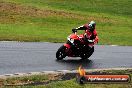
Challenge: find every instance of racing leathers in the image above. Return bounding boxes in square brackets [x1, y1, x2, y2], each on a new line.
[72, 24, 99, 44]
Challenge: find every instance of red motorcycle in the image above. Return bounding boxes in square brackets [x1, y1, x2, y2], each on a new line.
[56, 32, 97, 60]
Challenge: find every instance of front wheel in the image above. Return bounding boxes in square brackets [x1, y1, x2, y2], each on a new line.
[56, 45, 66, 60]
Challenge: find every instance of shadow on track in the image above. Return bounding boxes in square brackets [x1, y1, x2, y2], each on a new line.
[55, 59, 95, 70]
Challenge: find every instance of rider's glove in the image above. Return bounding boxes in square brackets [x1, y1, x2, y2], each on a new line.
[72, 29, 77, 33]
[88, 39, 94, 43]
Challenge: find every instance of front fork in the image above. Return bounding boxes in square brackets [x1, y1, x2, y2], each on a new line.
[64, 43, 71, 49]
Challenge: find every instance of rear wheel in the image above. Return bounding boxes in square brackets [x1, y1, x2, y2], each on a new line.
[87, 46, 94, 58]
[56, 45, 66, 60]
[81, 46, 94, 60]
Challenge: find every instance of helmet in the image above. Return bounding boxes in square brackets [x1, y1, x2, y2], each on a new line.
[88, 21, 96, 31]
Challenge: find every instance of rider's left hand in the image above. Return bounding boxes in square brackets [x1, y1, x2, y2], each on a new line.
[72, 29, 77, 33]
[88, 39, 94, 43]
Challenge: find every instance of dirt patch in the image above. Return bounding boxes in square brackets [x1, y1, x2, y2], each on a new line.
[0, 1, 116, 24]
[0, 1, 84, 20]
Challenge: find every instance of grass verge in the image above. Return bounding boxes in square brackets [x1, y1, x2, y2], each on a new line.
[0, 0, 131, 45]
[0, 69, 132, 88]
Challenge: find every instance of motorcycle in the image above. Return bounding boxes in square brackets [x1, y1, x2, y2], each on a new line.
[56, 32, 97, 60]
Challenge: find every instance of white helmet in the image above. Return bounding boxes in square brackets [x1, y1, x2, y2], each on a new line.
[89, 21, 96, 31]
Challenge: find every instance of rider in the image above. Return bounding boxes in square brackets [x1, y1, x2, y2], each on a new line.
[72, 21, 99, 44]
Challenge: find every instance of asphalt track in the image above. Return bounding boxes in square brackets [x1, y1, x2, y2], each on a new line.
[0, 42, 132, 75]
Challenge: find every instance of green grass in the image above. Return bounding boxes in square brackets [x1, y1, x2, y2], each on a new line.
[0, 74, 48, 86]
[5, 0, 132, 17]
[0, 0, 132, 45]
[44, 79, 131, 88]
[1, 80, 131, 88]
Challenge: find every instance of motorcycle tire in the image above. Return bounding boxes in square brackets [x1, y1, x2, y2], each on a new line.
[56, 45, 66, 60]
[81, 46, 94, 60]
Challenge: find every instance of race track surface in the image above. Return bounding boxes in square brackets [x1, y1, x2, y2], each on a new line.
[0, 42, 132, 75]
